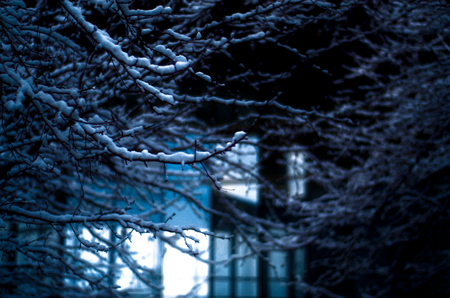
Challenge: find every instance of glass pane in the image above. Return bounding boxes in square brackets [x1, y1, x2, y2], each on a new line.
[269, 281, 288, 297]
[116, 231, 159, 289]
[236, 257, 258, 277]
[163, 230, 210, 298]
[221, 136, 259, 204]
[235, 235, 258, 278]
[286, 152, 305, 199]
[236, 281, 258, 297]
[213, 280, 231, 296]
[294, 249, 306, 277]
[268, 251, 287, 278]
[213, 231, 231, 277]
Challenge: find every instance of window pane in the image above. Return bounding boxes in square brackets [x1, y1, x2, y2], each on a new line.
[236, 237, 258, 277]
[221, 136, 259, 204]
[294, 249, 306, 277]
[269, 281, 288, 297]
[213, 280, 231, 296]
[163, 231, 210, 298]
[236, 281, 258, 297]
[213, 231, 231, 277]
[286, 152, 305, 199]
[116, 231, 159, 289]
[268, 251, 287, 278]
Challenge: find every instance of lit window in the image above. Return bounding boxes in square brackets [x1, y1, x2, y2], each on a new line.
[221, 136, 259, 204]
[160, 186, 211, 297]
[235, 235, 259, 297]
[162, 230, 210, 298]
[286, 152, 305, 200]
[115, 231, 161, 291]
[211, 230, 232, 297]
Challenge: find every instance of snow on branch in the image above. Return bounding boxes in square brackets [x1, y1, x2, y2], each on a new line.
[0, 0, 363, 296]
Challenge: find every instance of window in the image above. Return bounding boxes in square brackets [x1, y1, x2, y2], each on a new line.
[209, 149, 307, 297]
[210, 233, 259, 298]
[221, 136, 259, 204]
[163, 230, 210, 298]
[60, 160, 213, 297]
[161, 185, 211, 298]
[286, 152, 305, 200]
